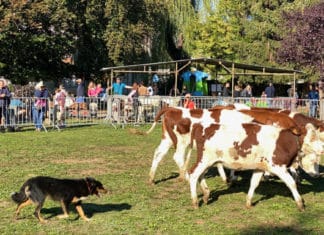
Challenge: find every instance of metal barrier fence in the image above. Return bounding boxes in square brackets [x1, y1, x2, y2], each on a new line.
[0, 95, 321, 132]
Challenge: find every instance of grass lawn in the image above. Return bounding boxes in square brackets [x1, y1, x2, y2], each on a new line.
[0, 125, 323, 234]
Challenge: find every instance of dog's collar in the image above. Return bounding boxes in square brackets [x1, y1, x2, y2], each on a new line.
[85, 179, 92, 194]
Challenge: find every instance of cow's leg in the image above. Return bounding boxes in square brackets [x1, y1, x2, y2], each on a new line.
[173, 141, 188, 181]
[184, 148, 192, 182]
[289, 166, 301, 184]
[149, 139, 173, 184]
[270, 166, 304, 211]
[246, 171, 264, 208]
[190, 161, 211, 209]
[199, 178, 210, 204]
[229, 169, 238, 182]
[216, 163, 228, 183]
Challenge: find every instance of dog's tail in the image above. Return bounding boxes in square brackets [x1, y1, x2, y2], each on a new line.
[11, 188, 28, 204]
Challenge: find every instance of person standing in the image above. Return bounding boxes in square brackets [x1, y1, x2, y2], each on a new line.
[108, 77, 132, 95]
[222, 82, 231, 97]
[33, 81, 49, 131]
[308, 83, 319, 118]
[0, 77, 11, 131]
[264, 82, 275, 107]
[138, 81, 148, 96]
[183, 93, 196, 109]
[87, 81, 97, 97]
[53, 87, 66, 127]
[241, 84, 253, 97]
[76, 77, 85, 103]
[265, 82, 275, 98]
[233, 85, 241, 98]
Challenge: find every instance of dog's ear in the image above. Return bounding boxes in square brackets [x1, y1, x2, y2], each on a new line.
[85, 177, 94, 182]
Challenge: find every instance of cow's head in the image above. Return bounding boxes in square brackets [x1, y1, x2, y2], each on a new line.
[300, 123, 323, 177]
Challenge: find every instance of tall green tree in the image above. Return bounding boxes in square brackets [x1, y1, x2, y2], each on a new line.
[69, 0, 108, 78]
[0, 0, 77, 83]
[190, 5, 235, 59]
[104, 0, 162, 65]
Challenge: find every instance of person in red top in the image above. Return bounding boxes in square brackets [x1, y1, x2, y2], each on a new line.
[183, 93, 196, 109]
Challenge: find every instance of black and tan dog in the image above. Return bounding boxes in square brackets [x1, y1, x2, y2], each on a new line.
[11, 176, 108, 223]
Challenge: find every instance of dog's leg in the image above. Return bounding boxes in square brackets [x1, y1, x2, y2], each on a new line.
[75, 204, 90, 221]
[57, 200, 69, 219]
[34, 202, 47, 223]
[14, 199, 32, 220]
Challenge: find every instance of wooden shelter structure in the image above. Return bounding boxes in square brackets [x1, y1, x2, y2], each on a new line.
[100, 58, 304, 97]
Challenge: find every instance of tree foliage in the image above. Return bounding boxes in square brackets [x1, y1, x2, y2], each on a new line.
[0, 0, 322, 85]
[0, 0, 76, 83]
[276, 1, 324, 80]
[104, 0, 167, 65]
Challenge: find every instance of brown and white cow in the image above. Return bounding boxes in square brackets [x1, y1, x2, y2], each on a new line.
[188, 122, 323, 211]
[147, 106, 300, 184]
[237, 106, 324, 182]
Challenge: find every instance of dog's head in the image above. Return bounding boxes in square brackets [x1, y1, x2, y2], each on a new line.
[85, 177, 108, 197]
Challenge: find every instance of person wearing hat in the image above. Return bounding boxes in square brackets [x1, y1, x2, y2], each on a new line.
[33, 81, 49, 131]
[0, 77, 11, 131]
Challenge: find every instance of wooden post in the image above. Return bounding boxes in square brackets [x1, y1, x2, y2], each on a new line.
[174, 62, 178, 97]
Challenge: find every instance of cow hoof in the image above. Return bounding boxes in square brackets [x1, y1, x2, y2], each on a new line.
[177, 177, 185, 182]
[246, 201, 252, 209]
[202, 190, 210, 204]
[297, 200, 305, 212]
[192, 201, 199, 209]
[148, 179, 155, 185]
[203, 196, 209, 204]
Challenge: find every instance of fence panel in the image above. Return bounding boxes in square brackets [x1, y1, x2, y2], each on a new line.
[0, 95, 320, 132]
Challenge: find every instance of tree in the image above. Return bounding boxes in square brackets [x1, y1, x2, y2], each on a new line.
[0, 0, 77, 83]
[104, 0, 166, 65]
[276, 1, 324, 80]
[69, 0, 109, 78]
[190, 4, 235, 60]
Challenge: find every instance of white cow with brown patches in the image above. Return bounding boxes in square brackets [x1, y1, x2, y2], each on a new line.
[188, 122, 322, 211]
[147, 106, 300, 184]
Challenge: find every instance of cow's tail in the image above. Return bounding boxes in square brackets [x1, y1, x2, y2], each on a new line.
[146, 107, 175, 135]
[146, 122, 157, 135]
[11, 187, 28, 204]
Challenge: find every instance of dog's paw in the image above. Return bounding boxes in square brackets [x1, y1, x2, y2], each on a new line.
[82, 216, 91, 222]
[39, 219, 48, 224]
[57, 214, 69, 219]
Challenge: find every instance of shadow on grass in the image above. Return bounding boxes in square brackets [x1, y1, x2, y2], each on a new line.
[153, 172, 179, 185]
[41, 202, 131, 219]
[205, 165, 324, 207]
[239, 225, 314, 234]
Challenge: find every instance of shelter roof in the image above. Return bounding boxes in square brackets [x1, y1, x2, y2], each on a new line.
[100, 57, 303, 75]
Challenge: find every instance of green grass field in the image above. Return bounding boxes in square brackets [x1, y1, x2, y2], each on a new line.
[0, 125, 323, 234]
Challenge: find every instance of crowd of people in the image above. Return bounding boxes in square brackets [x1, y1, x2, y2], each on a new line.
[0, 75, 321, 132]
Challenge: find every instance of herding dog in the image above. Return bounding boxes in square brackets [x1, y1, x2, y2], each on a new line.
[11, 176, 108, 223]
